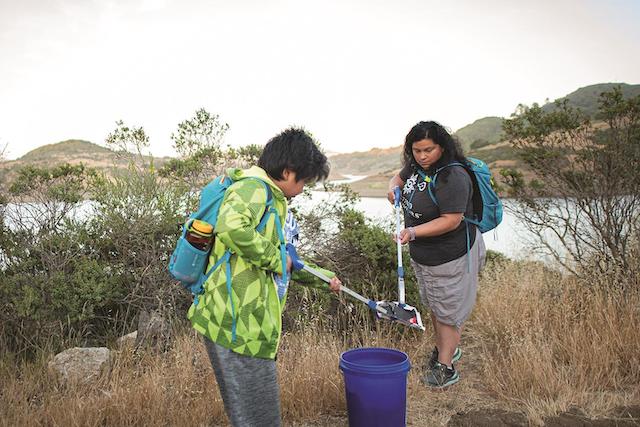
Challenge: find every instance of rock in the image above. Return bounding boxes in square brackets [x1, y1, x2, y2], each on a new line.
[48, 347, 111, 384]
[135, 310, 171, 351]
[116, 331, 138, 348]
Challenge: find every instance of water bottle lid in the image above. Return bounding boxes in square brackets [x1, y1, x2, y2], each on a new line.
[191, 220, 213, 235]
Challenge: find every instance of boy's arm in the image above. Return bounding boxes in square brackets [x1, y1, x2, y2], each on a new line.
[291, 260, 336, 291]
[215, 181, 283, 274]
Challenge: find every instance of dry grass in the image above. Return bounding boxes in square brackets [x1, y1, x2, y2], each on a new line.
[470, 261, 640, 424]
[1, 260, 639, 426]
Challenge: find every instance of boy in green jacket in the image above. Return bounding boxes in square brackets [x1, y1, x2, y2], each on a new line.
[188, 127, 341, 427]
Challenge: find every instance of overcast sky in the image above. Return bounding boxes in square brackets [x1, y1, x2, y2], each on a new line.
[1, 0, 639, 159]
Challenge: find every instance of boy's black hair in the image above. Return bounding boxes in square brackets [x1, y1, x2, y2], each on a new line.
[258, 127, 330, 182]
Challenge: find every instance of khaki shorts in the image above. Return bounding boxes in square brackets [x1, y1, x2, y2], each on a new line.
[411, 229, 486, 328]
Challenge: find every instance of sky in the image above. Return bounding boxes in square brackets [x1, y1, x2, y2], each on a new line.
[1, 0, 639, 160]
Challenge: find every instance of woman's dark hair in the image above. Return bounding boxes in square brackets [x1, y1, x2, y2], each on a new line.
[402, 121, 467, 172]
[258, 127, 330, 182]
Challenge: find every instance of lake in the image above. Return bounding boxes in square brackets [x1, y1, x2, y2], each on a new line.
[3, 191, 542, 262]
[295, 191, 538, 261]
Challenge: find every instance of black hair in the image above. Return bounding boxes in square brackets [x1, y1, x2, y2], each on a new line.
[258, 127, 330, 182]
[402, 121, 467, 172]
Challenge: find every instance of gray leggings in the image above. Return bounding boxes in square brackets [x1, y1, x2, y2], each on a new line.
[203, 338, 281, 427]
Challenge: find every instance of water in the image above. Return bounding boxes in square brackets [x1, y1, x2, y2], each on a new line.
[3, 194, 537, 261]
[292, 191, 536, 260]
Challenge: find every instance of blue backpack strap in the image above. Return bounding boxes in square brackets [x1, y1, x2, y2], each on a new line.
[426, 162, 473, 271]
[222, 177, 282, 343]
[195, 175, 231, 221]
[248, 177, 287, 285]
[273, 212, 287, 286]
[426, 162, 465, 207]
[254, 179, 274, 233]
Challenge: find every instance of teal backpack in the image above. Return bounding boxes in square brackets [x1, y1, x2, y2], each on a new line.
[417, 157, 503, 270]
[422, 157, 503, 233]
[168, 176, 282, 301]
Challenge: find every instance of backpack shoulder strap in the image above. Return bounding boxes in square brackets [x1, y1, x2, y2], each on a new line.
[426, 163, 462, 206]
[243, 177, 288, 287]
[246, 178, 274, 233]
[193, 175, 231, 221]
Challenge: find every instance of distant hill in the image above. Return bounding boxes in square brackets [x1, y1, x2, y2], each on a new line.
[327, 82, 639, 197]
[4, 83, 638, 198]
[0, 139, 170, 186]
[328, 146, 402, 179]
[543, 83, 640, 117]
[19, 139, 113, 162]
[455, 117, 504, 151]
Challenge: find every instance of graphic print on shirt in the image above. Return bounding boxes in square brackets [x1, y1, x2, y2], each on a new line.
[402, 173, 427, 219]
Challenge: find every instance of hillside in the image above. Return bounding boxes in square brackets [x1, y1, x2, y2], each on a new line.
[19, 140, 114, 162]
[455, 116, 504, 151]
[327, 82, 639, 197]
[3, 83, 637, 198]
[328, 146, 403, 179]
[0, 139, 169, 186]
[543, 82, 640, 117]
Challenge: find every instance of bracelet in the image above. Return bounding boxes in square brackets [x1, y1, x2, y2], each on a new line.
[408, 227, 416, 241]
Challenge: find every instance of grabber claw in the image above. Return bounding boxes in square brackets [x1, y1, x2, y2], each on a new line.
[375, 301, 425, 331]
[286, 244, 423, 330]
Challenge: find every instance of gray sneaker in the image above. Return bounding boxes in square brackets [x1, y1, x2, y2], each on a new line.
[427, 347, 462, 370]
[424, 362, 459, 389]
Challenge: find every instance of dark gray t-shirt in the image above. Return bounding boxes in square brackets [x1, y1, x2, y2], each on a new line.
[399, 164, 476, 266]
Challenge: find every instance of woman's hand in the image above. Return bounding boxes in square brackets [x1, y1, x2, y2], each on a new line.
[387, 188, 396, 205]
[387, 175, 404, 205]
[393, 228, 414, 245]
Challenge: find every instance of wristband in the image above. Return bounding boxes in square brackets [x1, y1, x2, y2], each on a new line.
[408, 227, 416, 241]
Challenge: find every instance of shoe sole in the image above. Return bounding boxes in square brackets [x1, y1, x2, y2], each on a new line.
[426, 372, 460, 389]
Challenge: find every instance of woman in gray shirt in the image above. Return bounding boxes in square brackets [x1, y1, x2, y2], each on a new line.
[387, 121, 486, 389]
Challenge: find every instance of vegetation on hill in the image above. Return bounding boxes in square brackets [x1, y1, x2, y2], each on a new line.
[501, 86, 640, 275]
[5, 83, 638, 201]
[542, 82, 640, 117]
[327, 146, 402, 177]
[455, 116, 504, 151]
[19, 139, 113, 162]
[0, 138, 171, 193]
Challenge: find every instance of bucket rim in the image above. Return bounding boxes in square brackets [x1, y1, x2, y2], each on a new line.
[339, 347, 410, 374]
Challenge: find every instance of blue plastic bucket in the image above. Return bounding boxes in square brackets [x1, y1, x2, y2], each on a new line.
[339, 347, 411, 427]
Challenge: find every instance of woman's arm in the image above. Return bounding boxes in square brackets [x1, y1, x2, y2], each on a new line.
[397, 213, 463, 244]
[387, 174, 405, 204]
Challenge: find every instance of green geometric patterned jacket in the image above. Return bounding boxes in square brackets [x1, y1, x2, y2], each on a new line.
[188, 166, 334, 359]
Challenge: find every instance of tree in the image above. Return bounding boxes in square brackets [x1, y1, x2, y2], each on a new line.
[160, 108, 265, 191]
[501, 87, 640, 277]
[160, 108, 229, 190]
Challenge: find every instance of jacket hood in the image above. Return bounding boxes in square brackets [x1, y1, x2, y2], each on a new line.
[226, 166, 286, 202]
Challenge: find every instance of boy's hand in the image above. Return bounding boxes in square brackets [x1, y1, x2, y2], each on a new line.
[286, 255, 292, 273]
[329, 277, 341, 294]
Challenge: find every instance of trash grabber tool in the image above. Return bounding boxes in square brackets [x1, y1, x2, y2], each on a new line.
[286, 244, 391, 317]
[373, 186, 425, 330]
[287, 244, 424, 330]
